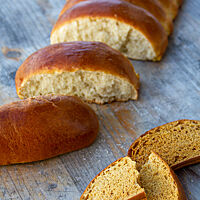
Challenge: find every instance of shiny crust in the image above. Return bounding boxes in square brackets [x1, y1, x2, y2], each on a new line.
[150, 152, 187, 200]
[0, 95, 99, 165]
[80, 157, 147, 200]
[51, 0, 168, 60]
[157, 0, 179, 19]
[128, 119, 200, 170]
[59, 0, 173, 34]
[15, 41, 140, 99]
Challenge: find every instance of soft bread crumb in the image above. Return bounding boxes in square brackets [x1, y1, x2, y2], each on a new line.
[129, 120, 200, 170]
[140, 152, 180, 200]
[51, 18, 156, 60]
[81, 157, 145, 200]
[18, 70, 137, 104]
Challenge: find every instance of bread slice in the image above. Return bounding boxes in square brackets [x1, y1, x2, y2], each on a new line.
[15, 41, 140, 104]
[59, 0, 173, 34]
[51, 0, 168, 61]
[128, 119, 200, 170]
[80, 157, 147, 200]
[140, 152, 186, 200]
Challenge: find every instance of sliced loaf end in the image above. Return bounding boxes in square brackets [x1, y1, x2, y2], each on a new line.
[140, 151, 186, 200]
[80, 156, 146, 200]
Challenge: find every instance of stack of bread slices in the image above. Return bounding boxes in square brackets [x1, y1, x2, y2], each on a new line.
[80, 119, 200, 200]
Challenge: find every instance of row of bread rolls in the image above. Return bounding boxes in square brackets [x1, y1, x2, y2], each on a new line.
[0, 40, 139, 165]
[50, 0, 183, 61]
[1, 0, 184, 166]
[80, 119, 200, 199]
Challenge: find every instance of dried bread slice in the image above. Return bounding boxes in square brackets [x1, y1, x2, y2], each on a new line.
[140, 152, 186, 200]
[80, 157, 147, 200]
[59, 0, 173, 34]
[15, 41, 139, 104]
[51, 0, 168, 61]
[128, 119, 200, 170]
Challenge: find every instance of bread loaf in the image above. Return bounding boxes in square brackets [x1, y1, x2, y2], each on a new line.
[80, 157, 147, 200]
[50, 0, 168, 61]
[0, 95, 98, 165]
[128, 119, 200, 170]
[15, 42, 140, 104]
[59, 0, 173, 34]
[140, 152, 186, 200]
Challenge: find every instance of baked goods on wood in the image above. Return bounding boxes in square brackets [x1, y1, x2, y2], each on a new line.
[81, 153, 186, 200]
[0, 95, 98, 165]
[51, 0, 168, 61]
[15, 41, 140, 104]
[128, 119, 200, 170]
[140, 152, 186, 200]
[59, 0, 173, 34]
[80, 157, 147, 200]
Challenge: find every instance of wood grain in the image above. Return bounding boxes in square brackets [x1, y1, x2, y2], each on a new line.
[0, 0, 200, 199]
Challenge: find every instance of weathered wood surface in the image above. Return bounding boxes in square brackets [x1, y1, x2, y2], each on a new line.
[0, 0, 200, 199]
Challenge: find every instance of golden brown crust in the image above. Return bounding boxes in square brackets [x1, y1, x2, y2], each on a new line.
[172, 155, 200, 170]
[80, 157, 146, 200]
[60, 0, 173, 34]
[157, 0, 179, 19]
[128, 119, 200, 170]
[0, 95, 99, 165]
[51, 0, 168, 60]
[15, 41, 140, 99]
[151, 152, 187, 200]
[128, 192, 147, 200]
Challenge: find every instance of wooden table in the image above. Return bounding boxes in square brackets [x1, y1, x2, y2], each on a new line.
[0, 0, 200, 199]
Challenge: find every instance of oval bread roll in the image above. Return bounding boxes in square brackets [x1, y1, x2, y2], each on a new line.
[59, 0, 173, 34]
[15, 42, 140, 104]
[50, 0, 168, 61]
[0, 95, 99, 165]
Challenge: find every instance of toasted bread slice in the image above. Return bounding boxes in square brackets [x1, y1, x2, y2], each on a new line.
[80, 157, 146, 200]
[128, 119, 200, 170]
[140, 152, 186, 200]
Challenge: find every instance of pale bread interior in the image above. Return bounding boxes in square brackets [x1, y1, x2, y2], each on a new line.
[81, 157, 145, 200]
[18, 70, 137, 104]
[130, 120, 200, 170]
[140, 152, 180, 200]
[51, 18, 156, 60]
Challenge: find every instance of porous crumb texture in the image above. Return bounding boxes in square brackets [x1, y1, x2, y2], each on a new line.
[129, 120, 200, 170]
[18, 70, 137, 104]
[140, 152, 180, 200]
[81, 157, 145, 200]
[51, 18, 156, 60]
